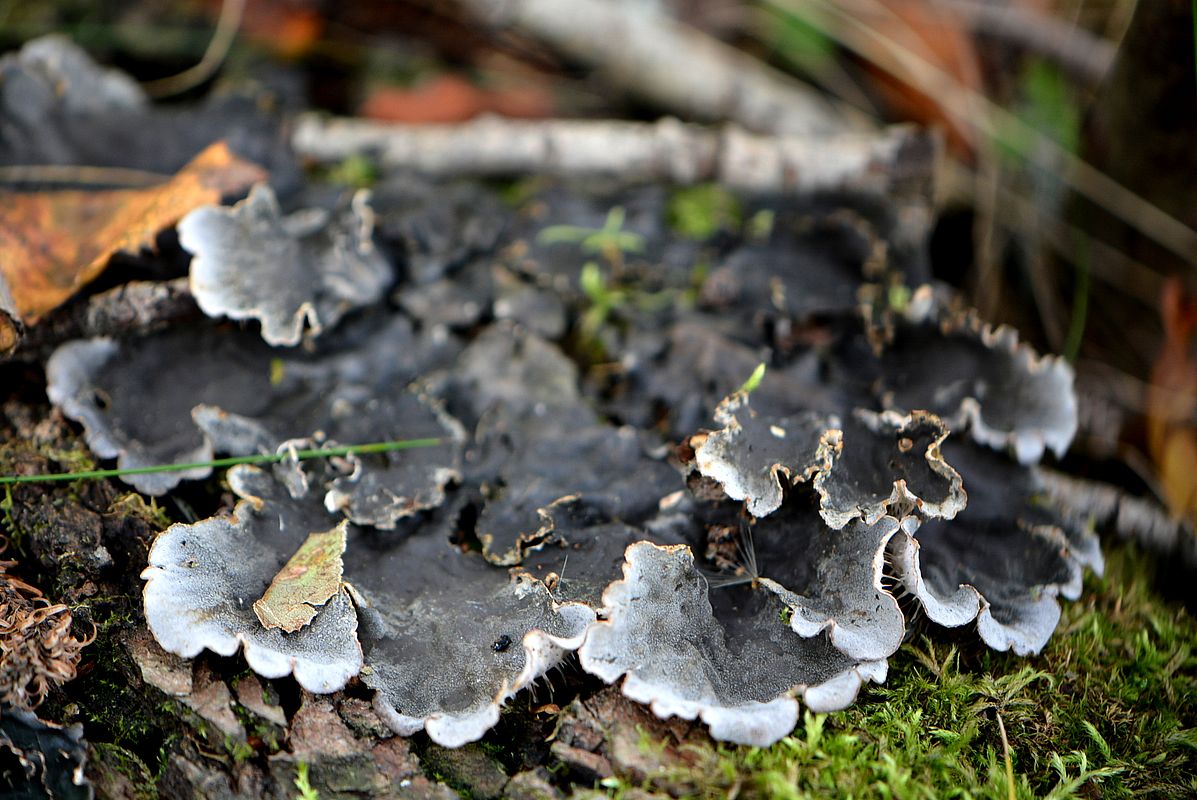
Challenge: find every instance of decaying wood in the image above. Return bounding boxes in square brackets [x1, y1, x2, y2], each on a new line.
[13, 278, 199, 358]
[455, 0, 845, 136]
[294, 115, 938, 201]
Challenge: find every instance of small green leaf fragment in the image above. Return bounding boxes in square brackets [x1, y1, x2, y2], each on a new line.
[667, 184, 742, 240]
[739, 362, 767, 395]
[888, 284, 912, 312]
[536, 206, 644, 256]
[579, 262, 605, 301]
[326, 153, 378, 189]
[253, 523, 348, 633]
[747, 209, 775, 242]
[294, 761, 320, 800]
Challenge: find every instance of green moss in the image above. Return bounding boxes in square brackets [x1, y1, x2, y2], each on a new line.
[294, 761, 321, 800]
[227, 738, 256, 764]
[608, 542, 1196, 799]
[108, 492, 172, 530]
[231, 696, 283, 755]
[324, 154, 379, 189]
[51, 624, 174, 774]
[0, 439, 97, 552]
[90, 742, 158, 800]
[0, 485, 17, 548]
[666, 184, 742, 240]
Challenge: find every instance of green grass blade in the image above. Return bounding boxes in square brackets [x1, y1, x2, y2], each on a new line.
[0, 438, 443, 484]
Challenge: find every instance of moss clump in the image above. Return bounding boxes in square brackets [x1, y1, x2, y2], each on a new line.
[89, 742, 157, 800]
[604, 541, 1196, 799]
[666, 184, 742, 240]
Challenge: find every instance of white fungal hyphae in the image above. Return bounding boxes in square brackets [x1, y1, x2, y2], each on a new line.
[579, 542, 887, 747]
[756, 514, 906, 662]
[179, 183, 392, 346]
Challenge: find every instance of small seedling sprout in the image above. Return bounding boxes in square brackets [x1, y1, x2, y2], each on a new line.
[739, 362, 768, 395]
[536, 206, 645, 266]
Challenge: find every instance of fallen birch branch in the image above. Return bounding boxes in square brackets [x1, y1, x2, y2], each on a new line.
[455, 0, 845, 136]
[294, 115, 937, 201]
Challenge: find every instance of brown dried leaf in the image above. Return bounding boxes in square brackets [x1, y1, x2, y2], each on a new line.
[253, 523, 348, 633]
[1147, 278, 1197, 521]
[0, 271, 20, 356]
[0, 544, 93, 710]
[0, 141, 265, 324]
[852, 0, 982, 158]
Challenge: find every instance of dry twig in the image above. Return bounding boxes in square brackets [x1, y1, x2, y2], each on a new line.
[293, 115, 935, 199]
[455, 0, 847, 136]
[939, 0, 1117, 83]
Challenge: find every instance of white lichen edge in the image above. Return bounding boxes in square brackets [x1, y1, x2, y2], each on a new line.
[903, 285, 1078, 465]
[760, 516, 906, 662]
[617, 659, 889, 747]
[322, 392, 468, 528]
[46, 338, 214, 495]
[954, 328, 1078, 465]
[371, 603, 595, 748]
[692, 391, 841, 519]
[180, 184, 391, 347]
[579, 542, 889, 747]
[815, 410, 966, 530]
[140, 497, 364, 694]
[889, 517, 1103, 656]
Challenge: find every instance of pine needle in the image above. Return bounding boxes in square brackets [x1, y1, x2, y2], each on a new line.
[0, 438, 442, 485]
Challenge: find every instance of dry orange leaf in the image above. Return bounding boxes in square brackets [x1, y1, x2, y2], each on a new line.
[0, 141, 265, 325]
[221, 0, 325, 60]
[359, 73, 554, 124]
[1147, 277, 1197, 521]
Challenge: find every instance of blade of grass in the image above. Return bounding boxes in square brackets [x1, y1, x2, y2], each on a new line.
[0, 438, 442, 485]
[1063, 232, 1091, 362]
[140, 0, 247, 98]
[996, 710, 1016, 800]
